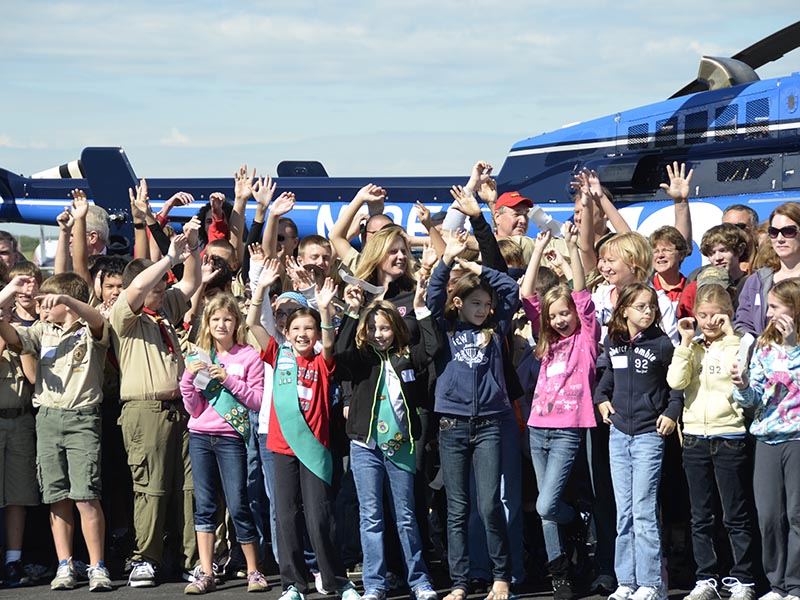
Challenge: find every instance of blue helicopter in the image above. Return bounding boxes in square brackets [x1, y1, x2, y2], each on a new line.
[1, 21, 798, 272]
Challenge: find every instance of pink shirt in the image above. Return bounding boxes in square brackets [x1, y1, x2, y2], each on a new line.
[181, 343, 265, 438]
[522, 288, 599, 428]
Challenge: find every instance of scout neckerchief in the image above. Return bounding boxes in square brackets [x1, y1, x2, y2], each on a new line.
[372, 359, 415, 474]
[187, 348, 250, 444]
[273, 344, 332, 484]
[142, 307, 176, 355]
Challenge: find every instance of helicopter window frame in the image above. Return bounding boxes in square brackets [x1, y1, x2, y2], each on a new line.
[713, 105, 738, 143]
[684, 110, 708, 145]
[655, 116, 678, 148]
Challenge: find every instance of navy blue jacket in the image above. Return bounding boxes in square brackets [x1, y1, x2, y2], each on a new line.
[427, 261, 519, 417]
[593, 324, 683, 435]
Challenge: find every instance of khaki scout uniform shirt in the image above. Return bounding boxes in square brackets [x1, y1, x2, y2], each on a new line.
[109, 287, 189, 402]
[15, 319, 110, 409]
[0, 347, 33, 410]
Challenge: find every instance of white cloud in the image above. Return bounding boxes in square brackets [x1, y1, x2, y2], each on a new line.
[160, 127, 191, 146]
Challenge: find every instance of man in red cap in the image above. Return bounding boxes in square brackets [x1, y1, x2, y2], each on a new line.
[494, 191, 533, 238]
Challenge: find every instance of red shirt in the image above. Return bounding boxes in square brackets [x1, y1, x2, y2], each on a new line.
[653, 273, 686, 304]
[262, 337, 335, 456]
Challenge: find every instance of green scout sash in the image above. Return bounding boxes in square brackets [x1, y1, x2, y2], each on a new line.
[273, 344, 333, 485]
[188, 348, 250, 445]
[373, 364, 415, 474]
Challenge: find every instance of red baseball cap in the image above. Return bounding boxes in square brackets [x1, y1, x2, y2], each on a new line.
[495, 191, 533, 211]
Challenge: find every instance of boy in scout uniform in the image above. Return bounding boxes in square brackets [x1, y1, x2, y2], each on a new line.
[0, 299, 37, 588]
[109, 228, 200, 588]
[0, 272, 113, 592]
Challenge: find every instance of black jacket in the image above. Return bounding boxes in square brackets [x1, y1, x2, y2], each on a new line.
[593, 324, 683, 435]
[334, 312, 443, 445]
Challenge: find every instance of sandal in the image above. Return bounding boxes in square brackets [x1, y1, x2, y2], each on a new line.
[484, 587, 514, 600]
[444, 589, 468, 600]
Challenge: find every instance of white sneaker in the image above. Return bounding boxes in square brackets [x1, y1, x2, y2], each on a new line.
[279, 585, 306, 600]
[127, 561, 156, 588]
[757, 592, 784, 600]
[782, 595, 800, 600]
[609, 585, 637, 600]
[684, 579, 720, 600]
[631, 585, 668, 600]
[722, 578, 755, 600]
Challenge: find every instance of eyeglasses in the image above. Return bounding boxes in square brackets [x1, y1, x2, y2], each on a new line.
[630, 303, 657, 314]
[653, 247, 677, 256]
[768, 225, 799, 239]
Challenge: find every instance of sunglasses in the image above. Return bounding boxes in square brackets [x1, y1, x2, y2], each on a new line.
[731, 222, 748, 230]
[768, 225, 799, 239]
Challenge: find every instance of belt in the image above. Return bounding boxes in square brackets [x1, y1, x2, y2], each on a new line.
[0, 407, 30, 418]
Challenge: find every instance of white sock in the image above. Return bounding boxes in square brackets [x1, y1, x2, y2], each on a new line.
[5, 550, 22, 564]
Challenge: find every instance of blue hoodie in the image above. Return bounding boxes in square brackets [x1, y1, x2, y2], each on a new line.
[427, 261, 519, 417]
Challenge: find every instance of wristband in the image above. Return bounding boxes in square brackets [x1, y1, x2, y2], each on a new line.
[321, 324, 335, 330]
[133, 222, 146, 230]
[166, 254, 177, 267]
[188, 243, 200, 252]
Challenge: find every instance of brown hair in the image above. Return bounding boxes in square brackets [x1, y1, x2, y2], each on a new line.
[535, 283, 577, 360]
[700, 224, 748, 258]
[649, 226, 690, 262]
[9, 261, 43, 285]
[40, 272, 90, 304]
[355, 300, 410, 356]
[606, 283, 661, 342]
[497, 239, 525, 268]
[758, 278, 800, 348]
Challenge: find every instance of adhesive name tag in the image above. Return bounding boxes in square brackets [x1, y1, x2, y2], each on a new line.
[611, 355, 629, 369]
[400, 369, 416, 383]
[227, 364, 245, 377]
[546, 361, 566, 377]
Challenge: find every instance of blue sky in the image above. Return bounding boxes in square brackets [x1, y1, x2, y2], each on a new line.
[2, 0, 799, 187]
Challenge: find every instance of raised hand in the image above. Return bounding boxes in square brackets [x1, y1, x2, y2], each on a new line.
[36, 293, 66, 314]
[248, 242, 266, 266]
[56, 207, 74, 231]
[3, 275, 36, 303]
[771, 313, 797, 346]
[562, 221, 578, 246]
[354, 183, 386, 205]
[129, 178, 151, 222]
[209, 192, 226, 218]
[413, 277, 429, 310]
[234, 164, 256, 202]
[315, 277, 337, 311]
[466, 161, 493, 192]
[252, 174, 277, 209]
[534, 229, 552, 252]
[270, 192, 295, 217]
[421, 240, 438, 270]
[415, 201, 432, 229]
[450, 185, 481, 218]
[71, 189, 89, 220]
[711, 313, 734, 337]
[677, 317, 696, 344]
[343, 284, 364, 312]
[285, 256, 315, 290]
[443, 229, 469, 264]
[258, 258, 282, 289]
[200, 254, 222, 284]
[167, 233, 191, 265]
[453, 257, 481, 275]
[583, 168, 604, 201]
[476, 176, 497, 205]
[164, 191, 194, 214]
[570, 170, 590, 199]
[660, 161, 694, 202]
[183, 216, 201, 248]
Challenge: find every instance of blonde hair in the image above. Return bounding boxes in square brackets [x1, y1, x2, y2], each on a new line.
[195, 293, 248, 352]
[353, 227, 415, 289]
[602, 232, 654, 283]
[758, 278, 800, 348]
[693, 283, 734, 317]
[535, 283, 577, 360]
[355, 300, 410, 356]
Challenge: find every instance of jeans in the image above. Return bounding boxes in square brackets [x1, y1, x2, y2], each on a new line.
[468, 414, 526, 583]
[439, 416, 511, 590]
[247, 412, 269, 562]
[350, 442, 431, 592]
[189, 432, 257, 544]
[682, 435, 757, 583]
[608, 427, 664, 588]
[529, 427, 582, 561]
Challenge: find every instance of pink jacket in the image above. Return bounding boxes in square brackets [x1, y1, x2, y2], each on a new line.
[522, 289, 599, 428]
[180, 343, 265, 437]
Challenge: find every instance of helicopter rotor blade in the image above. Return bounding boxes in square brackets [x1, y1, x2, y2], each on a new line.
[670, 20, 800, 99]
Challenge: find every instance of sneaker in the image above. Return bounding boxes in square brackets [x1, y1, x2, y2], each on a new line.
[782, 596, 800, 600]
[185, 564, 220, 584]
[415, 583, 438, 600]
[184, 572, 216, 595]
[247, 570, 270, 593]
[722, 579, 756, 600]
[51, 559, 77, 590]
[279, 585, 306, 600]
[87, 563, 113, 592]
[128, 561, 156, 588]
[631, 585, 668, 600]
[609, 585, 637, 600]
[757, 594, 784, 600]
[4, 560, 30, 587]
[362, 589, 387, 600]
[684, 579, 720, 600]
[312, 570, 332, 595]
[338, 581, 362, 600]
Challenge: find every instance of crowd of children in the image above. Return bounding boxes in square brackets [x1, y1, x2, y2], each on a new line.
[0, 160, 798, 600]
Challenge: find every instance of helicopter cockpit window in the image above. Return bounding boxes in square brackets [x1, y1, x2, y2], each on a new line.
[745, 98, 770, 139]
[627, 124, 649, 149]
[714, 105, 738, 142]
[685, 111, 708, 145]
[655, 117, 678, 148]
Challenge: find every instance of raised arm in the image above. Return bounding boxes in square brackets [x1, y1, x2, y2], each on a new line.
[415, 201, 446, 257]
[125, 234, 191, 312]
[520, 230, 551, 299]
[156, 191, 194, 225]
[246, 258, 282, 350]
[262, 192, 296, 259]
[129, 179, 151, 259]
[451, 184, 507, 271]
[38, 293, 105, 339]
[571, 170, 597, 271]
[660, 161, 694, 248]
[328, 184, 386, 260]
[586, 168, 630, 235]
[173, 217, 202, 301]
[315, 278, 337, 365]
[69, 189, 92, 286]
[231, 164, 255, 265]
[0, 276, 36, 348]
[54, 206, 74, 275]
[563, 222, 585, 292]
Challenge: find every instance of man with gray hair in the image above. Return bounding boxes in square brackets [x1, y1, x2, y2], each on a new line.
[85, 205, 110, 256]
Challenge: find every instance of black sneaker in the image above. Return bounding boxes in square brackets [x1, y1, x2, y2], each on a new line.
[4, 560, 29, 587]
